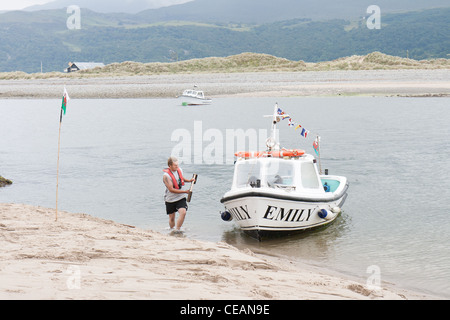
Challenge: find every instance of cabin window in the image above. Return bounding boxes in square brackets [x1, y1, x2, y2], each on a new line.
[301, 162, 320, 189]
[266, 161, 295, 188]
[235, 161, 261, 188]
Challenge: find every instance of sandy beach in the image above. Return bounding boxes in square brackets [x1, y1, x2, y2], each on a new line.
[0, 203, 439, 300]
[0, 69, 449, 99]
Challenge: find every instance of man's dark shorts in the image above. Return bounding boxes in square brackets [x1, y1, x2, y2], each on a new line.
[165, 198, 188, 215]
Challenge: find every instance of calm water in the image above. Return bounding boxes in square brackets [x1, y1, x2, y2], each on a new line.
[1, 97, 449, 298]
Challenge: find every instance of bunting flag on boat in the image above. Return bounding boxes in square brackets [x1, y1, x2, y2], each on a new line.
[301, 128, 308, 138]
[277, 107, 286, 116]
[277, 107, 310, 138]
[277, 106, 321, 156]
[288, 118, 295, 127]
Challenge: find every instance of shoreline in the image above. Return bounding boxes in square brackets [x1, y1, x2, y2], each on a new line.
[0, 203, 442, 300]
[0, 70, 449, 99]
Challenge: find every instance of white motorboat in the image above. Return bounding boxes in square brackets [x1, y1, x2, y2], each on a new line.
[178, 86, 212, 106]
[220, 104, 349, 240]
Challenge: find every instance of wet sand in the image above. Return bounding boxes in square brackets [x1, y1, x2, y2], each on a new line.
[0, 203, 439, 300]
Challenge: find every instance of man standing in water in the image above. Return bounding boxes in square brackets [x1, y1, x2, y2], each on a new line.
[163, 157, 195, 231]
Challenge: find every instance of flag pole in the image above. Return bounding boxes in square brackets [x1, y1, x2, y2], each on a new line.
[56, 87, 69, 221]
[55, 106, 63, 221]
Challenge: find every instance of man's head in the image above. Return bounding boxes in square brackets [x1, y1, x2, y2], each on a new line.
[168, 156, 179, 171]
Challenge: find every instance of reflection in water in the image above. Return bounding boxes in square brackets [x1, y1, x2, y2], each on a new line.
[222, 211, 352, 264]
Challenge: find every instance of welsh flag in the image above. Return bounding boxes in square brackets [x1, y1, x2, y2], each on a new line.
[313, 137, 320, 156]
[60, 87, 70, 121]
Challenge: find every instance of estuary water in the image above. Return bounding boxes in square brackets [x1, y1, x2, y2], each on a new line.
[1, 96, 449, 298]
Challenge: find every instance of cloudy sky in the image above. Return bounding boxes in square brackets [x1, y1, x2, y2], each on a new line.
[0, 0, 191, 11]
[0, 0, 49, 11]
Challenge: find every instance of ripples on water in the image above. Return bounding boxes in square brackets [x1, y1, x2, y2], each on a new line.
[0, 97, 449, 298]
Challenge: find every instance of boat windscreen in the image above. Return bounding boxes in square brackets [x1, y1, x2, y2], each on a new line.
[235, 161, 261, 188]
[266, 161, 295, 188]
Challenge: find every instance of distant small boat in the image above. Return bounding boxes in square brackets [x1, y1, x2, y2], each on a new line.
[178, 86, 212, 106]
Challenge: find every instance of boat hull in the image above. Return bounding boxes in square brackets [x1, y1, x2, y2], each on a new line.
[179, 96, 212, 106]
[221, 186, 348, 240]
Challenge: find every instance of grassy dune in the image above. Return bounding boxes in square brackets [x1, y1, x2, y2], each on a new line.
[1, 52, 449, 80]
[310, 52, 450, 71]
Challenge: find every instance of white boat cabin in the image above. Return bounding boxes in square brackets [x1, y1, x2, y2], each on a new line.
[182, 89, 206, 99]
[231, 155, 331, 194]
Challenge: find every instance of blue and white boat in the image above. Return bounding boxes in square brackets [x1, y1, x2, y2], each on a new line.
[220, 104, 349, 240]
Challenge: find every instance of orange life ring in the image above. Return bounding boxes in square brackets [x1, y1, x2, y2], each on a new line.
[234, 151, 265, 158]
[275, 149, 305, 157]
[235, 149, 304, 158]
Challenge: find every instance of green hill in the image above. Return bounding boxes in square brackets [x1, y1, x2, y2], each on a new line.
[0, 7, 448, 73]
[136, 0, 450, 23]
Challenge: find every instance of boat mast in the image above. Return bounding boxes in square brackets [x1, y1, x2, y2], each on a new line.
[271, 103, 278, 142]
[265, 103, 279, 152]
